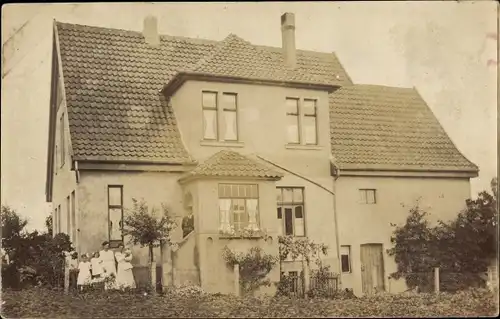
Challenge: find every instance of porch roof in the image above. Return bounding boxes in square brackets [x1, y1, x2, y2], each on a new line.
[178, 150, 284, 183]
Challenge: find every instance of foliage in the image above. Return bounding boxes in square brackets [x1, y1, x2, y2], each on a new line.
[278, 235, 328, 266]
[387, 183, 498, 292]
[222, 246, 279, 295]
[307, 265, 340, 299]
[1, 204, 73, 289]
[1, 287, 497, 318]
[122, 198, 177, 262]
[45, 215, 53, 237]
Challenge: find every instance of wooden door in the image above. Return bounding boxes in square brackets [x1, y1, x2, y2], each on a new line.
[360, 244, 385, 294]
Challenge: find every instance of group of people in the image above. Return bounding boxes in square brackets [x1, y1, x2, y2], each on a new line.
[67, 241, 136, 291]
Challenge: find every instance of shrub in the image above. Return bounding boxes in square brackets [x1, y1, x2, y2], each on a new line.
[222, 246, 279, 295]
[387, 185, 498, 293]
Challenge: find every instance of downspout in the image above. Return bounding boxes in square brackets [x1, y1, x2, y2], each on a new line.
[331, 157, 342, 289]
[74, 160, 80, 183]
[257, 155, 343, 287]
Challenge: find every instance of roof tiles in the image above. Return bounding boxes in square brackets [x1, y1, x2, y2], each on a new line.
[180, 150, 283, 181]
[330, 85, 478, 172]
[56, 22, 350, 163]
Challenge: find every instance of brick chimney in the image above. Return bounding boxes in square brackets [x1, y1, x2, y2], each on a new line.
[281, 12, 296, 68]
[143, 15, 160, 46]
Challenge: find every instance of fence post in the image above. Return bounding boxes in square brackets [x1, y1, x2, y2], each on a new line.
[234, 264, 240, 296]
[302, 259, 310, 297]
[434, 267, 440, 294]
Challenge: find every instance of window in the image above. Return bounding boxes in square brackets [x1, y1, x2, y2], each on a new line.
[202, 91, 239, 142]
[57, 205, 61, 233]
[54, 207, 58, 234]
[359, 189, 377, 204]
[303, 99, 317, 145]
[71, 191, 76, 244]
[66, 196, 70, 234]
[59, 113, 65, 167]
[108, 186, 124, 244]
[202, 91, 218, 140]
[276, 187, 305, 236]
[341, 245, 351, 273]
[285, 97, 318, 145]
[286, 98, 300, 144]
[222, 93, 238, 141]
[218, 184, 259, 233]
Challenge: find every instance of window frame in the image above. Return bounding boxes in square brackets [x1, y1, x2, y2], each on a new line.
[71, 190, 76, 245]
[66, 196, 70, 235]
[218, 183, 259, 232]
[303, 98, 318, 145]
[285, 97, 300, 144]
[59, 113, 65, 168]
[359, 189, 377, 204]
[57, 204, 61, 234]
[202, 91, 219, 141]
[221, 92, 239, 141]
[340, 245, 352, 273]
[107, 185, 124, 246]
[276, 187, 306, 237]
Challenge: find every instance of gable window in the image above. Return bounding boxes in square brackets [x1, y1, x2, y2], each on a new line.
[59, 113, 65, 168]
[285, 97, 318, 146]
[218, 184, 259, 233]
[202, 91, 239, 142]
[202, 91, 218, 140]
[340, 245, 351, 273]
[303, 99, 317, 145]
[276, 187, 305, 237]
[108, 186, 124, 245]
[286, 98, 300, 144]
[222, 93, 238, 141]
[359, 189, 377, 204]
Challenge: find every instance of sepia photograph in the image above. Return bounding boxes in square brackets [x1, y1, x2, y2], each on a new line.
[1, 1, 498, 317]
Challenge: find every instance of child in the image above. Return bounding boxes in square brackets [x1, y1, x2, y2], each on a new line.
[77, 254, 92, 292]
[68, 251, 79, 291]
[90, 251, 104, 281]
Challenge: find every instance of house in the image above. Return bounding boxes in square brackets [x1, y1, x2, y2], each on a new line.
[45, 13, 478, 295]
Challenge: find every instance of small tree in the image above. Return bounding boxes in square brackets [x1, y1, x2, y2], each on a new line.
[122, 198, 177, 292]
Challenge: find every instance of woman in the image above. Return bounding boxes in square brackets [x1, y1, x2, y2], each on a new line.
[115, 243, 136, 290]
[99, 241, 117, 290]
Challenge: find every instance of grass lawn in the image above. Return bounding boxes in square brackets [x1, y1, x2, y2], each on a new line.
[1, 287, 498, 318]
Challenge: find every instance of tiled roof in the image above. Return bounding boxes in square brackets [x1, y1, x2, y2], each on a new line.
[179, 150, 284, 181]
[55, 22, 351, 163]
[329, 85, 478, 172]
[179, 33, 338, 87]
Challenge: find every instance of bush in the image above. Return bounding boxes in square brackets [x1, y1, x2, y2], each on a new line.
[222, 246, 279, 295]
[387, 186, 498, 292]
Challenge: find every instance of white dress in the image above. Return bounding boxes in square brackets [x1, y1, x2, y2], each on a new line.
[99, 249, 117, 289]
[90, 257, 104, 277]
[115, 251, 136, 289]
[77, 261, 92, 286]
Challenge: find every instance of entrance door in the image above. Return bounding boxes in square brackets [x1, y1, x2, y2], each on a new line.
[360, 244, 385, 294]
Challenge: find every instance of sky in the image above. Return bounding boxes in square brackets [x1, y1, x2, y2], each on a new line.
[1, 2, 498, 231]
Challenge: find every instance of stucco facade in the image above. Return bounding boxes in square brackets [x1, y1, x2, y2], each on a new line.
[336, 174, 472, 295]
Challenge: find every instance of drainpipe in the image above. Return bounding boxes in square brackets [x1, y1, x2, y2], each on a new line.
[257, 155, 343, 288]
[74, 160, 80, 183]
[331, 158, 342, 289]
